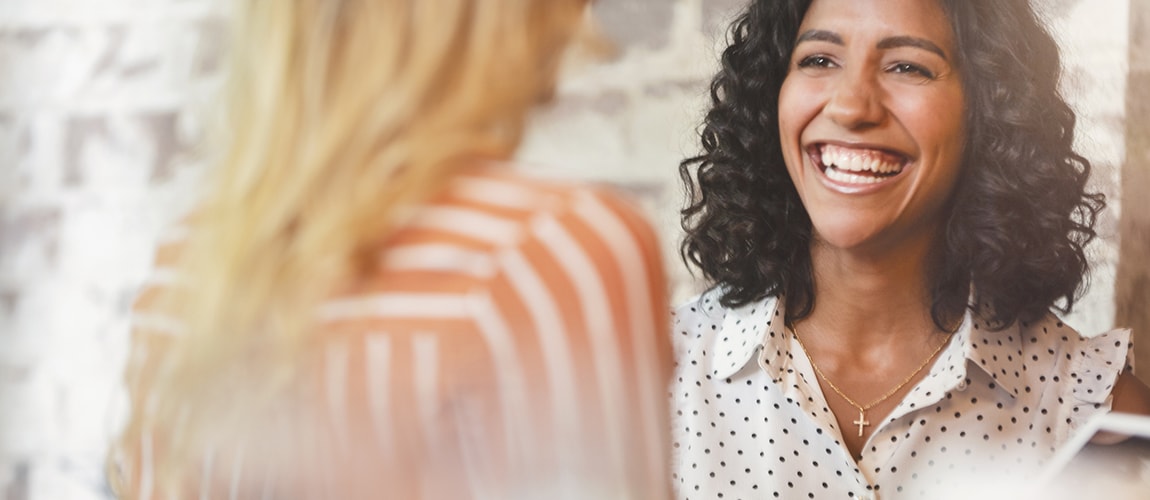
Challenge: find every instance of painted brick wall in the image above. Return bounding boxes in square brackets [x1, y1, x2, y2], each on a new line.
[0, 0, 1130, 498]
[0, 1, 223, 498]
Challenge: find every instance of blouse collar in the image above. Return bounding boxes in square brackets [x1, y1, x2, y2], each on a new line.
[708, 293, 1025, 400]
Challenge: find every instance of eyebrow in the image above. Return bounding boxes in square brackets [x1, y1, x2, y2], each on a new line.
[795, 30, 949, 61]
[876, 36, 948, 60]
[795, 30, 843, 45]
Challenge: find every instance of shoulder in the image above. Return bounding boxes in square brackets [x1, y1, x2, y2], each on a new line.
[1010, 314, 1131, 385]
[673, 288, 728, 330]
[440, 165, 661, 253]
[433, 165, 669, 326]
[1016, 314, 1150, 431]
[671, 288, 745, 359]
[1018, 314, 1131, 372]
[673, 288, 728, 324]
[1016, 314, 1133, 424]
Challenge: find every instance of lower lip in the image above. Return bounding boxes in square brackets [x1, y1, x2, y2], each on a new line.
[807, 150, 906, 195]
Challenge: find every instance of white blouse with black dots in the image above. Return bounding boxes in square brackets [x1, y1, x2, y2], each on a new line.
[670, 290, 1133, 500]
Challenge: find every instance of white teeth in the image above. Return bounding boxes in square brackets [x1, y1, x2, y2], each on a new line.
[819, 144, 903, 176]
[825, 166, 885, 184]
[845, 154, 865, 172]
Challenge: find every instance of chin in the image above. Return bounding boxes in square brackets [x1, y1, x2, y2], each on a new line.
[809, 218, 882, 252]
[805, 208, 883, 247]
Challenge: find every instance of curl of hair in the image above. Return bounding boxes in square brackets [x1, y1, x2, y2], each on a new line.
[679, 0, 1104, 330]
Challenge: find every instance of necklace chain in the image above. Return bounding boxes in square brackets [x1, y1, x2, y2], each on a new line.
[790, 323, 950, 437]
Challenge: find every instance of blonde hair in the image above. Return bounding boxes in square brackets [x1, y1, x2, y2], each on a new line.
[115, 0, 589, 495]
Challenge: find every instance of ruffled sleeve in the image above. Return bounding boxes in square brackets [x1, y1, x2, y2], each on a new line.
[1065, 327, 1133, 435]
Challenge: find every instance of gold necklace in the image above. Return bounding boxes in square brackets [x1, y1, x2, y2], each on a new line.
[790, 324, 950, 438]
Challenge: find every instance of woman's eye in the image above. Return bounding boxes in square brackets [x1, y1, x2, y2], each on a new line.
[797, 55, 836, 69]
[889, 62, 936, 80]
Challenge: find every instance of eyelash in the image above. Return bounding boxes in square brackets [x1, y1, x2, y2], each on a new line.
[889, 62, 936, 79]
[797, 55, 836, 69]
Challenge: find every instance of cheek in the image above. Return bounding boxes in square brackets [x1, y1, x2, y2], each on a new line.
[921, 110, 967, 201]
[777, 77, 810, 130]
[915, 89, 965, 142]
[899, 92, 966, 163]
[777, 77, 814, 164]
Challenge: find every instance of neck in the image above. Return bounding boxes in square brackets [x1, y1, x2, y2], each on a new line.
[802, 233, 944, 352]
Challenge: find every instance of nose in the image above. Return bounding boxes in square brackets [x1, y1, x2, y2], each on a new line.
[824, 67, 886, 129]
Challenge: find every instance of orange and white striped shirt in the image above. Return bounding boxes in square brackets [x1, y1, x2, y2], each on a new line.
[118, 164, 673, 499]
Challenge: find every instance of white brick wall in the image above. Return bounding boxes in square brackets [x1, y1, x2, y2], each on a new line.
[0, 1, 1129, 498]
[0, 1, 222, 498]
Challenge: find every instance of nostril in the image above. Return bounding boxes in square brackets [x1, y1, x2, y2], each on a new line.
[825, 88, 885, 128]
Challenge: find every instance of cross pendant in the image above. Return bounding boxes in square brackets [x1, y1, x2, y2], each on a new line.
[853, 410, 870, 437]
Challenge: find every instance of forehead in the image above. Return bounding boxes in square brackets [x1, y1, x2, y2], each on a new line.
[798, 0, 956, 53]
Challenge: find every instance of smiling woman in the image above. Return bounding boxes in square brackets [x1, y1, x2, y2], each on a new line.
[673, 0, 1150, 498]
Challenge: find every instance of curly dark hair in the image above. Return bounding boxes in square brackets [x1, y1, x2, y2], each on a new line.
[679, 0, 1105, 330]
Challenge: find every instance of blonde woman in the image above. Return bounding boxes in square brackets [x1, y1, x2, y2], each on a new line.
[111, 1, 672, 498]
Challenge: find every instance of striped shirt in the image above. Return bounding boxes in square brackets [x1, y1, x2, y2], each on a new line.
[118, 164, 673, 499]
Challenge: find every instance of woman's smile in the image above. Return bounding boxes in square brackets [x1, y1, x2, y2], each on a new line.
[807, 142, 910, 192]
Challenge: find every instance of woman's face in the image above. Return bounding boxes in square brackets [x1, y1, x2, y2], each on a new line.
[778, 0, 965, 255]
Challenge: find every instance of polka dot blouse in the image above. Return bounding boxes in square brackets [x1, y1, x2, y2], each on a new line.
[670, 290, 1133, 500]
